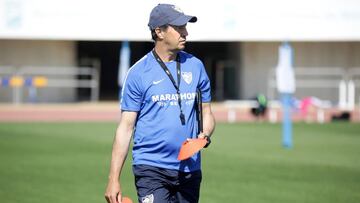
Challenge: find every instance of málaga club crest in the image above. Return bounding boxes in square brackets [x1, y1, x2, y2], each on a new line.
[181, 72, 192, 84]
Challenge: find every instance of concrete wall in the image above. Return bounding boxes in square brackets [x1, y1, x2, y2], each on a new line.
[240, 42, 360, 104]
[240, 42, 278, 100]
[295, 42, 360, 68]
[0, 40, 77, 103]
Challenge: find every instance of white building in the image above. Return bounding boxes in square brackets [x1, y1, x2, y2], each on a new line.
[1, 0, 360, 106]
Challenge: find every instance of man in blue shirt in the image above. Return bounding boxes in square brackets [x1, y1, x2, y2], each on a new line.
[105, 4, 215, 203]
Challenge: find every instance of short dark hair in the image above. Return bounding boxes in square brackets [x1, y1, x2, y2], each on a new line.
[151, 25, 169, 41]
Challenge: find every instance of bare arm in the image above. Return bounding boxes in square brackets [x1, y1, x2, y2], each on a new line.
[198, 102, 215, 139]
[105, 111, 138, 203]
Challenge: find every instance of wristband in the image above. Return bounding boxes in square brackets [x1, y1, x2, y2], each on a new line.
[204, 135, 211, 148]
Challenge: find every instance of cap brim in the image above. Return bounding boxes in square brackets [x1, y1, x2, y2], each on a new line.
[170, 15, 197, 26]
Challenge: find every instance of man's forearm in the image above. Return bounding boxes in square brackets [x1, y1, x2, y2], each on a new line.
[203, 112, 215, 137]
[108, 122, 134, 181]
[202, 103, 215, 137]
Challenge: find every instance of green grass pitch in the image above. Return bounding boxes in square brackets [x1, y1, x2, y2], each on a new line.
[0, 122, 359, 203]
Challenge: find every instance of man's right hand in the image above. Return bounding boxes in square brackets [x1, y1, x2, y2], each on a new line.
[105, 180, 121, 203]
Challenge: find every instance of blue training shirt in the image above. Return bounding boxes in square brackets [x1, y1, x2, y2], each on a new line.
[121, 51, 211, 172]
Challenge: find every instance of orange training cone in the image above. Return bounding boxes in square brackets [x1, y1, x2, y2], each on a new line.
[122, 196, 133, 203]
[178, 138, 207, 161]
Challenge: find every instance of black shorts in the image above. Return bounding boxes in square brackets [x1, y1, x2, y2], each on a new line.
[133, 164, 202, 203]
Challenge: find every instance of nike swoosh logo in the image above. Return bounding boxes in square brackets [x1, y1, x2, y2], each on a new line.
[153, 78, 165, 85]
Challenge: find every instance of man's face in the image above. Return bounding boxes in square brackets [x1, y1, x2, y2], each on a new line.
[159, 24, 188, 51]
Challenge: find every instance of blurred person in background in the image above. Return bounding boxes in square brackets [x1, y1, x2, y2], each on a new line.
[105, 4, 215, 203]
[250, 93, 268, 121]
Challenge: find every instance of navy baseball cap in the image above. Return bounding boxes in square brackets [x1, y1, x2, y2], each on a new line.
[148, 4, 197, 30]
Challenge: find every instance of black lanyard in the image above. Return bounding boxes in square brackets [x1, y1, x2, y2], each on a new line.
[152, 50, 185, 125]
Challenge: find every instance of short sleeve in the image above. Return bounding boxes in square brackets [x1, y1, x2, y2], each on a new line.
[120, 70, 143, 111]
[198, 62, 211, 103]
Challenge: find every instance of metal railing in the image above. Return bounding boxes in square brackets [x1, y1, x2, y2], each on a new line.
[267, 67, 360, 110]
[0, 66, 100, 103]
[348, 67, 360, 110]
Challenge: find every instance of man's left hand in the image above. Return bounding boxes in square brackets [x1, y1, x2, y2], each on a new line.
[198, 133, 211, 148]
